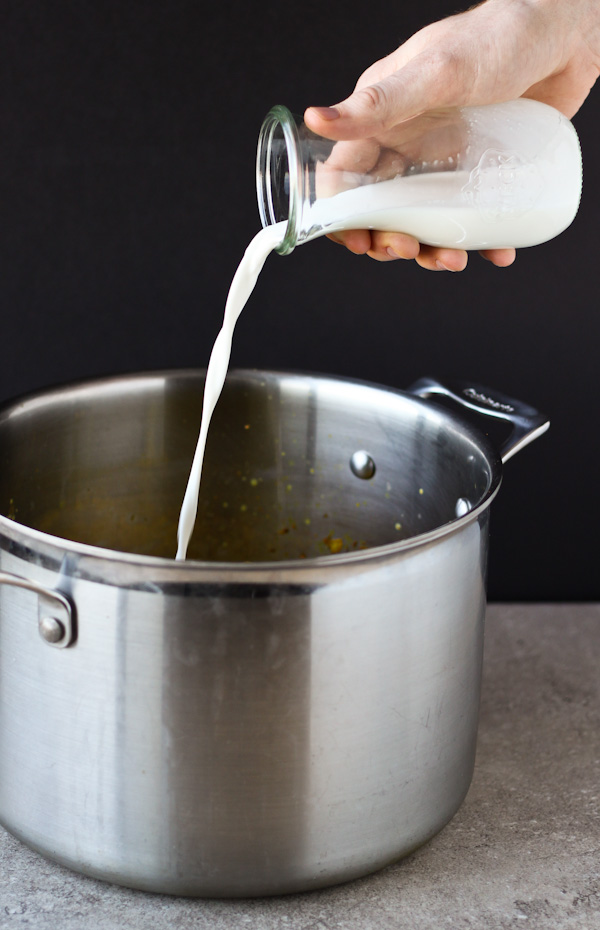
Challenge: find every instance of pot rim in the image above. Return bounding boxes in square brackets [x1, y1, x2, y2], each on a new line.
[0, 368, 503, 582]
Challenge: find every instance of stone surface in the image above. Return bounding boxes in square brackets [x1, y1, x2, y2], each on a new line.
[1, 603, 599, 930]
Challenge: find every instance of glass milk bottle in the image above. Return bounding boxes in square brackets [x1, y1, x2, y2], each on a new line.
[256, 99, 582, 255]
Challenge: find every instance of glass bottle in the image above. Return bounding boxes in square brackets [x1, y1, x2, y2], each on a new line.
[256, 99, 582, 255]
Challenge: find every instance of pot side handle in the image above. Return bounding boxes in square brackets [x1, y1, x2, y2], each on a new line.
[408, 376, 550, 463]
[0, 570, 76, 648]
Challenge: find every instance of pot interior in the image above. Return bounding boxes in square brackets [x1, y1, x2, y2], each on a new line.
[0, 370, 496, 561]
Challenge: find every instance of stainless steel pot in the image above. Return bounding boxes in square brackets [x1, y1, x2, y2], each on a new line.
[0, 370, 548, 897]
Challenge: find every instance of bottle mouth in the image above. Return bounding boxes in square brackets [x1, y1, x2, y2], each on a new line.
[256, 105, 302, 255]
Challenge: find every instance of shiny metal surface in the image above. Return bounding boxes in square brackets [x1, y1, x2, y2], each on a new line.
[0, 570, 75, 648]
[0, 370, 547, 896]
[410, 376, 550, 463]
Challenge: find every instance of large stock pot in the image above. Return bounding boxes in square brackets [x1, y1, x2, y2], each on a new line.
[0, 370, 548, 897]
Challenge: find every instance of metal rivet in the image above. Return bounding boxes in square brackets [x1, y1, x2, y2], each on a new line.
[350, 450, 376, 480]
[39, 616, 65, 645]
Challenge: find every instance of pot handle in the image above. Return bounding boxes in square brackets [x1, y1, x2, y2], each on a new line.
[0, 570, 76, 648]
[408, 376, 550, 463]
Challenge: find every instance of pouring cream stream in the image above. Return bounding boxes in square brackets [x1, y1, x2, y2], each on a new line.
[176, 222, 285, 560]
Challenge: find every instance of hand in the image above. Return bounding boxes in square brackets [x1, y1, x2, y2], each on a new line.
[305, 0, 600, 271]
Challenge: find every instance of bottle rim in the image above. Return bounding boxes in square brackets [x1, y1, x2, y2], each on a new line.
[256, 105, 301, 255]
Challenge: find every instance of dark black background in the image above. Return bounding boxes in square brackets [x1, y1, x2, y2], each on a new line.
[0, 1, 597, 599]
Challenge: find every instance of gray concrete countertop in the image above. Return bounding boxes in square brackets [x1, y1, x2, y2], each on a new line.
[1, 603, 599, 930]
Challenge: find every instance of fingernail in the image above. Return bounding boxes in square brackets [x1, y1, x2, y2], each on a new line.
[436, 260, 452, 271]
[309, 106, 340, 121]
[387, 248, 400, 260]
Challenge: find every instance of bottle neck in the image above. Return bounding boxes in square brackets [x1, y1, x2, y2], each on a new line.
[256, 105, 306, 255]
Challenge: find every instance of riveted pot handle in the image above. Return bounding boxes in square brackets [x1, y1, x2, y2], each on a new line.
[408, 376, 550, 463]
[0, 570, 76, 648]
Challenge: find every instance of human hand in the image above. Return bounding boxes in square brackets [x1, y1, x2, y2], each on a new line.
[305, 0, 600, 271]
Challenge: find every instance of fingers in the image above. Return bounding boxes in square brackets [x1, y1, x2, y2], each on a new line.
[416, 246, 468, 272]
[414, 246, 516, 270]
[326, 230, 373, 255]
[479, 248, 517, 267]
[331, 231, 467, 269]
[327, 230, 420, 260]
[314, 139, 382, 199]
[367, 232, 421, 262]
[327, 231, 516, 271]
[305, 61, 447, 141]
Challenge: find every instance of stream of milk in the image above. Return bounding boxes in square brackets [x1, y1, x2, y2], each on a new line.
[175, 161, 580, 559]
[176, 222, 286, 559]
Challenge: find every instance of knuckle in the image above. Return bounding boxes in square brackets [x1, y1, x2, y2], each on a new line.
[359, 83, 389, 112]
[352, 83, 392, 128]
[429, 47, 462, 79]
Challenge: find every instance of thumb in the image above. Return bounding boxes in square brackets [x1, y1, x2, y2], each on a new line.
[305, 58, 453, 140]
